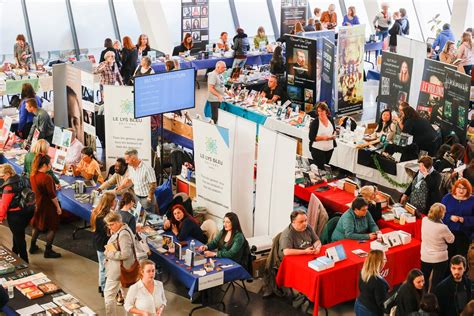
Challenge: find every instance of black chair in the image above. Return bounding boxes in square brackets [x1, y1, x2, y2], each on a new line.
[222, 239, 252, 303]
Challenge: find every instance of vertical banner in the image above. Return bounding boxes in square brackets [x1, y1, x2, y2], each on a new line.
[193, 119, 231, 219]
[336, 25, 365, 115]
[416, 59, 456, 121]
[80, 71, 98, 151]
[280, 0, 308, 37]
[286, 35, 317, 113]
[181, 0, 209, 51]
[65, 65, 84, 144]
[376, 51, 414, 119]
[433, 69, 471, 143]
[321, 37, 335, 111]
[104, 86, 151, 170]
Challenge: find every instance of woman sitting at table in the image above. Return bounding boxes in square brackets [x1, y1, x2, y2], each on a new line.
[331, 197, 380, 242]
[17, 83, 42, 139]
[125, 259, 166, 316]
[136, 34, 152, 57]
[133, 56, 155, 79]
[355, 249, 389, 316]
[441, 178, 474, 259]
[375, 109, 396, 142]
[163, 204, 206, 243]
[308, 102, 337, 170]
[198, 212, 245, 263]
[421, 203, 454, 292]
[24, 139, 59, 188]
[73, 147, 104, 184]
[253, 26, 269, 49]
[172, 33, 193, 56]
[359, 185, 383, 222]
[395, 269, 425, 315]
[400, 105, 439, 156]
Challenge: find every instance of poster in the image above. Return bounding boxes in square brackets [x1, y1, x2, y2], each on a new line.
[181, 0, 209, 52]
[81, 71, 97, 151]
[286, 35, 317, 113]
[321, 37, 335, 111]
[336, 25, 365, 115]
[280, 0, 307, 37]
[433, 68, 471, 143]
[104, 86, 151, 170]
[376, 51, 413, 119]
[193, 119, 231, 219]
[416, 59, 456, 121]
[65, 65, 84, 144]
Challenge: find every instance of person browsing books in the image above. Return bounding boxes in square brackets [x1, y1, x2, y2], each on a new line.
[97, 158, 132, 195]
[117, 192, 137, 234]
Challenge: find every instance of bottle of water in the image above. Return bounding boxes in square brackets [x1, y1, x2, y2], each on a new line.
[189, 240, 195, 254]
[346, 117, 351, 131]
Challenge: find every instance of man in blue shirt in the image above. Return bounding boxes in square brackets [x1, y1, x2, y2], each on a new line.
[432, 23, 456, 52]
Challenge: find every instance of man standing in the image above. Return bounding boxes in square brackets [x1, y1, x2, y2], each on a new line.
[399, 8, 410, 35]
[207, 60, 226, 124]
[434, 255, 472, 315]
[120, 149, 157, 213]
[25, 98, 54, 145]
[279, 210, 321, 259]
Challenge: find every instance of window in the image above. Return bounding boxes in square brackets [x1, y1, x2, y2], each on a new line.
[159, 0, 181, 47]
[0, 0, 26, 62]
[70, 0, 115, 60]
[209, 0, 235, 43]
[113, 0, 142, 43]
[413, 0, 451, 42]
[25, 0, 75, 61]
[234, 0, 274, 43]
[344, 0, 371, 35]
[271, 0, 281, 35]
[376, 0, 423, 42]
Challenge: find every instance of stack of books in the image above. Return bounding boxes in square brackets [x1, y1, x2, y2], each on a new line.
[308, 256, 335, 272]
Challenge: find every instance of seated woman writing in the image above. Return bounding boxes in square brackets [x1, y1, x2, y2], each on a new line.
[73, 147, 104, 183]
[198, 212, 245, 263]
[163, 205, 207, 243]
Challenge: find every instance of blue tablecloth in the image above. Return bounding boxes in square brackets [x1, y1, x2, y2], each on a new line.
[149, 238, 251, 298]
[1, 306, 15, 316]
[367, 69, 381, 81]
[162, 129, 193, 150]
[204, 101, 268, 127]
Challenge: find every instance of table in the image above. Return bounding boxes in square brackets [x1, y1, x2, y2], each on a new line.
[367, 69, 381, 81]
[294, 181, 353, 214]
[377, 217, 422, 241]
[276, 228, 421, 315]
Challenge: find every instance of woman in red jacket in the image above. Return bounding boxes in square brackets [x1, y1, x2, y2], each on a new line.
[0, 164, 34, 262]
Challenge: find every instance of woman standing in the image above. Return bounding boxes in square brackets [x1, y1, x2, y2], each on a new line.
[91, 192, 116, 296]
[270, 46, 285, 76]
[198, 212, 245, 263]
[421, 203, 454, 292]
[343, 6, 360, 26]
[13, 34, 31, 69]
[23, 139, 59, 187]
[125, 260, 166, 316]
[133, 56, 155, 78]
[29, 154, 62, 258]
[253, 26, 269, 49]
[354, 249, 389, 316]
[0, 164, 34, 263]
[99, 38, 121, 67]
[456, 32, 473, 75]
[117, 192, 137, 234]
[441, 178, 474, 259]
[18, 83, 42, 139]
[163, 205, 207, 243]
[136, 34, 151, 57]
[103, 212, 137, 316]
[375, 109, 396, 142]
[121, 36, 139, 86]
[308, 102, 337, 170]
[396, 269, 425, 315]
[232, 28, 250, 68]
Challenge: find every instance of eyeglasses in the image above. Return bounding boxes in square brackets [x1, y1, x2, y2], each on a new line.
[457, 186, 467, 190]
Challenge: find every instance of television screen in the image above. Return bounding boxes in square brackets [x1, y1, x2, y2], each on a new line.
[134, 68, 195, 118]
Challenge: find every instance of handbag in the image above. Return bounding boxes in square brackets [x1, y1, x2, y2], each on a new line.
[408, 178, 428, 212]
[383, 285, 400, 314]
[116, 229, 140, 288]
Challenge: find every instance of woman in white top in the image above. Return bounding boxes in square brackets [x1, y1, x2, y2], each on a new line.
[420, 203, 455, 292]
[308, 102, 336, 169]
[125, 259, 166, 316]
[457, 32, 473, 75]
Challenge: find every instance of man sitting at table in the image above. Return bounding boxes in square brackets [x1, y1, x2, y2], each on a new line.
[97, 158, 133, 195]
[25, 98, 54, 145]
[331, 197, 380, 242]
[278, 210, 321, 259]
[259, 75, 286, 104]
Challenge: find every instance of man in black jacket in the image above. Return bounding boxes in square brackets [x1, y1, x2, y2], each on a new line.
[434, 255, 472, 316]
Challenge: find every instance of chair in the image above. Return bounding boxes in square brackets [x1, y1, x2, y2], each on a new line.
[222, 238, 252, 303]
[320, 216, 340, 245]
[200, 219, 218, 243]
[154, 176, 173, 215]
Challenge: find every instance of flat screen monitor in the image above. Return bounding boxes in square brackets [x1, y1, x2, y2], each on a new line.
[134, 68, 195, 118]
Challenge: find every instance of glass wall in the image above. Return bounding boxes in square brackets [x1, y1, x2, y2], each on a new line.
[160, 0, 181, 47]
[308, 0, 343, 25]
[376, 0, 424, 42]
[413, 0, 452, 41]
[0, 0, 27, 63]
[209, 0, 235, 43]
[234, 0, 275, 44]
[113, 0, 142, 43]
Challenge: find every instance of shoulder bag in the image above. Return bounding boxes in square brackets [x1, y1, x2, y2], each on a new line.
[116, 229, 140, 288]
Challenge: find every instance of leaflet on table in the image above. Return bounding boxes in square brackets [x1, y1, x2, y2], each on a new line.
[52, 126, 72, 148]
[52, 149, 67, 171]
[0, 115, 12, 142]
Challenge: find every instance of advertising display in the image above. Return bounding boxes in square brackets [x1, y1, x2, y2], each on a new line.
[416, 59, 456, 121]
[65, 66, 83, 144]
[104, 86, 151, 170]
[286, 35, 317, 113]
[433, 68, 471, 143]
[193, 119, 231, 219]
[181, 0, 209, 51]
[336, 25, 365, 114]
[376, 51, 414, 119]
[80, 72, 98, 151]
[280, 0, 307, 37]
[321, 37, 335, 111]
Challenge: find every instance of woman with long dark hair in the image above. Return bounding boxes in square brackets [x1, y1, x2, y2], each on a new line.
[164, 205, 206, 243]
[198, 212, 245, 263]
[375, 109, 396, 141]
[18, 83, 42, 139]
[117, 192, 137, 234]
[73, 147, 104, 183]
[401, 105, 439, 155]
[99, 38, 121, 66]
[270, 45, 285, 76]
[135, 34, 151, 57]
[395, 269, 425, 315]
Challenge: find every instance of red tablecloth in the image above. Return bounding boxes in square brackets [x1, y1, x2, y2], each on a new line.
[294, 182, 354, 214]
[275, 228, 421, 315]
[377, 218, 422, 240]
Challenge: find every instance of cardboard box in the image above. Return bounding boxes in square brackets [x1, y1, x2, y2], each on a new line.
[252, 257, 267, 279]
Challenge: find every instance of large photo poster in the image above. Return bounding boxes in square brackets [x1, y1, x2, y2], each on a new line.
[416, 59, 456, 121]
[286, 35, 317, 113]
[321, 37, 335, 111]
[80, 71, 98, 151]
[193, 119, 231, 218]
[65, 65, 84, 144]
[280, 0, 307, 37]
[376, 51, 413, 119]
[433, 68, 471, 143]
[182, 0, 209, 51]
[336, 25, 365, 114]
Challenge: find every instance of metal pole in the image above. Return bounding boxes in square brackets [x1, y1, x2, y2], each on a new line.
[65, 0, 81, 59]
[20, 0, 37, 65]
[109, 0, 121, 41]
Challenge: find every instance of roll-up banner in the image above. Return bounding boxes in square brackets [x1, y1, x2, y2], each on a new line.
[280, 0, 308, 37]
[336, 25, 365, 115]
[286, 35, 317, 113]
[376, 51, 414, 119]
[321, 37, 335, 112]
[432, 69, 471, 143]
[416, 59, 456, 121]
[181, 0, 209, 52]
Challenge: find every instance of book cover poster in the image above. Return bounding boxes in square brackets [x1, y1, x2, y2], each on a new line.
[285, 35, 317, 112]
[181, 0, 209, 52]
[376, 51, 414, 119]
[336, 25, 365, 115]
[321, 37, 335, 112]
[280, 0, 308, 37]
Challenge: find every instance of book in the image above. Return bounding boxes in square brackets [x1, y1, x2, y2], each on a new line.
[53, 294, 83, 314]
[325, 244, 347, 262]
[26, 288, 44, 299]
[37, 281, 61, 294]
[352, 249, 368, 257]
[0, 260, 15, 275]
[308, 256, 335, 272]
[16, 281, 38, 295]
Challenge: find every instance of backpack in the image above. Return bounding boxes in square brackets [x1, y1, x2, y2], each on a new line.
[1, 175, 35, 212]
